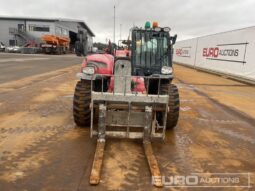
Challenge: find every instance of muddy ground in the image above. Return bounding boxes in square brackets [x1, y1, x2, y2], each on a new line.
[0, 57, 254, 191]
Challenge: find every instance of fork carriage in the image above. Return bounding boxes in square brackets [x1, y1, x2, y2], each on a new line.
[90, 81, 169, 139]
[87, 59, 172, 187]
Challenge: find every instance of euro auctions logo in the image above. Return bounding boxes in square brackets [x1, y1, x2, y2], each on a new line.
[202, 42, 248, 64]
[203, 47, 239, 58]
[175, 47, 191, 57]
[152, 173, 252, 188]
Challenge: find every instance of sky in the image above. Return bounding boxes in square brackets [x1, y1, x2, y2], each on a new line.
[0, 0, 255, 43]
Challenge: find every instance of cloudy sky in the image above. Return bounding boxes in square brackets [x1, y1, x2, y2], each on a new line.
[0, 0, 254, 43]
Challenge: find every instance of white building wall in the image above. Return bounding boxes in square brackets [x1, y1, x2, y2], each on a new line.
[0, 20, 25, 45]
[26, 21, 55, 37]
[56, 21, 79, 33]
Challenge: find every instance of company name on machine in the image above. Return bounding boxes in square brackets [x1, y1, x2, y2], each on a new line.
[203, 47, 239, 58]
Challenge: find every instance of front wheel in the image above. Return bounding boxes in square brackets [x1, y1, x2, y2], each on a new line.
[73, 80, 91, 127]
[161, 83, 180, 129]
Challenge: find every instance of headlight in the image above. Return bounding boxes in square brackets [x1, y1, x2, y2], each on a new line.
[161, 66, 173, 74]
[163, 27, 171, 32]
[82, 67, 95, 75]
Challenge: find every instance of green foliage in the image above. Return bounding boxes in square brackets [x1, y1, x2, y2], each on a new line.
[93, 42, 108, 50]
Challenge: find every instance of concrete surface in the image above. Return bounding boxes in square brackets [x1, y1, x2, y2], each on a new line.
[0, 60, 254, 191]
[0, 53, 83, 83]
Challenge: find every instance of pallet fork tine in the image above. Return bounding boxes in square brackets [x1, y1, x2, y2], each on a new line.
[89, 104, 163, 187]
[90, 104, 106, 185]
[89, 140, 105, 185]
[144, 142, 163, 187]
[143, 106, 163, 187]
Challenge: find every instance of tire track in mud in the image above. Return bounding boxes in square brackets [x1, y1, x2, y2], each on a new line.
[159, 79, 204, 176]
[119, 146, 151, 190]
[175, 77, 255, 127]
[0, 96, 73, 165]
[98, 140, 151, 190]
[159, 130, 195, 177]
[0, 124, 74, 182]
[166, 79, 236, 175]
[0, 65, 79, 94]
[1, 64, 254, 190]
[172, 78, 255, 183]
[0, 66, 78, 183]
[0, 97, 74, 181]
[175, 77, 255, 145]
[0, 64, 96, 190]
[0, 83, 74, 115]
[181, 116, 244, 124]
[0, 125, 70, 135]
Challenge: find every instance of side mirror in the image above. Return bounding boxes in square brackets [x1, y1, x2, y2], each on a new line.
[170, 34, 177, 45]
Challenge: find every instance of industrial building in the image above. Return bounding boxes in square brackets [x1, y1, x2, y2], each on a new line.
[0, 16, 95, 52]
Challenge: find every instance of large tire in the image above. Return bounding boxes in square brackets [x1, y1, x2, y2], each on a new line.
[161, 83, 180, 129]
[73, 80, 91, 127]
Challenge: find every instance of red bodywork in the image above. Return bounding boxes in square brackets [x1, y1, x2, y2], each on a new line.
[114, 49, 131, 58]
[108, 76, 146, 93]
[81, 53, 145, 93]
[81, 54, 114, 75]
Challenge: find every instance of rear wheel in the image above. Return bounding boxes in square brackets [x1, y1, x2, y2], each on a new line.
[161, 83, 180, 129]
[73, 80, 91, 127]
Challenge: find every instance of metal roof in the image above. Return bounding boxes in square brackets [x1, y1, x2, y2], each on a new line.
[0, 15, 95, 37]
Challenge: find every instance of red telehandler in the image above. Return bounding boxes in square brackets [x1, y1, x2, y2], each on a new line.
[73, 22, 179, 187]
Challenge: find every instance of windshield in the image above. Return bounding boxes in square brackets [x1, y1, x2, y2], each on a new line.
[134, 31, 169, 69]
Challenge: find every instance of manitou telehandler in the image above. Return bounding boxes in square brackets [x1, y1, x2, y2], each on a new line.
[73, 21, 179, 187]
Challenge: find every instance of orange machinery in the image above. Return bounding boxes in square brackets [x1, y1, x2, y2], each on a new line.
[41, 35, 70, 54]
